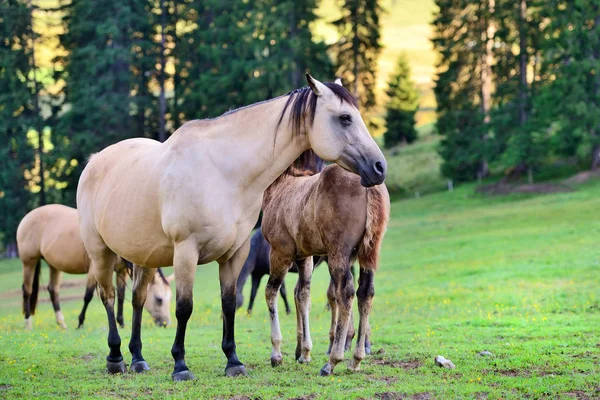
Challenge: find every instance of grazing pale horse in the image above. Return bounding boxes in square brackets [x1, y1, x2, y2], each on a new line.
[76, 75, 387, 380]
[16, 204, 173, 330]
[262, 151, 390, 376]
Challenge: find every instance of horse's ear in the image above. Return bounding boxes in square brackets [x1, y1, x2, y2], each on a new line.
[306, 74, 327, 96]
[334, 77, 343, 87]
[166, 273, 175, 283]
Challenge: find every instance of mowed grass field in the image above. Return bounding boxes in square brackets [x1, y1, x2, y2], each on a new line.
[1, 180, 600, 399]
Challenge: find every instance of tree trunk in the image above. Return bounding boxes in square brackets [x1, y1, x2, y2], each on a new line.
[28, 1, 45, 206]
[158, 0, 167, 142]
[172, 0, 180, 129]
[352, 0, 359, 103]
[478, 0, 494, 179]
[592, 143, 600, 170]
[518, 0, 528, 127]
[289, 4, 300, 88]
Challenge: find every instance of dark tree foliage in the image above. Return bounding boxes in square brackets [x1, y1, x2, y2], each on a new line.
[0, 0, 36, 244]
[177, 0, 331, 121]
[384, 53, 419, 148]
[432, 0, 490, 181]
[332, 0, 382, 115]
[57, 0, 156, 204]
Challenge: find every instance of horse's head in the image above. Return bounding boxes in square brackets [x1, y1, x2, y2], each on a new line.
[144, 269, 173, 327]
[304, 75, 387, 187]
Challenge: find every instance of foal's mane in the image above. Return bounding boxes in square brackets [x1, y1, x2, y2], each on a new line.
[156, 268, 170, 286]
[284, 150, 326, 177]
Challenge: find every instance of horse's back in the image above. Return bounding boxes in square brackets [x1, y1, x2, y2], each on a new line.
[17, 204, 88, 272]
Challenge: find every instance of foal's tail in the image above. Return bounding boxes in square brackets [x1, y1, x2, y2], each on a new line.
[357, 185, 390, 271]
[23, 259, 42, 315]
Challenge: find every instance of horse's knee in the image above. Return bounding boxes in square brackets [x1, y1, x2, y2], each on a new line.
[175, 298, 193, 322]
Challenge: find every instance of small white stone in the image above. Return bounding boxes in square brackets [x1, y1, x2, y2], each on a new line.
[434, 355, 456, 369]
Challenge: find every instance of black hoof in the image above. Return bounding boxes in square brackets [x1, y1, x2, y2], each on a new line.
[106, 360, 126, 374]
[225, 365, 247, 377]
[172, 370, 196, 382]
[77, 323, 84, 330]
[271, 356, 283, 367]
[130, 361, 150, 373]
[319, 365, 332, 376]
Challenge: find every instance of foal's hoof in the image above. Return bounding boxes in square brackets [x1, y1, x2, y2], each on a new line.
[319, 364, 333, 376]
[130, 361, 150, 373]
[270, 356, 283, 367]
[172, 370, 196, 382]
[106, 360, 127, 374]
[348, 357, 362, 371]
[225, 365, 247, 377]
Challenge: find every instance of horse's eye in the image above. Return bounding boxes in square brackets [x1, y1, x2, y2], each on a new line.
[155, 296, 163, 306]
[339, 114, 352, 126]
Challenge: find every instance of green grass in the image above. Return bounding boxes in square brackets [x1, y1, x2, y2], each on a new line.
[1, 180, 600, 399]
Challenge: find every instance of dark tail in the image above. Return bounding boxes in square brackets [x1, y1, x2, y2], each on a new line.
[357, 186, 390, 271]
[27, 259, 42, 315]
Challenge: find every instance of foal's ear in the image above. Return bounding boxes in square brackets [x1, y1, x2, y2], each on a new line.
[166, 273, 175, 283]
[334, 77, 343, 87]
[306, 74, 327, 96]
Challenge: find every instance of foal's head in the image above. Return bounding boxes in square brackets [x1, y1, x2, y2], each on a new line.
[278, 75, 387, 187]
[144, 269, 174, 327]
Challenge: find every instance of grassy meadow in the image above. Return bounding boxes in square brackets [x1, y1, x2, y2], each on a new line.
[1, 175, 599, 398]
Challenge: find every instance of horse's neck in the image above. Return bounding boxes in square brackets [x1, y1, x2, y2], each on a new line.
[177, 96, 309, 199]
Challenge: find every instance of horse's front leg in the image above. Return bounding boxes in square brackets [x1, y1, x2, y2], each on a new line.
[219, 237, 251, 377]
[349, 267, 374, 371]
[320, 257, 354, 376]
[170, 240, 199, 381]
[266, 251, 293, 367]
[294, 257, 313, 363]
[129, 265, 156, 373]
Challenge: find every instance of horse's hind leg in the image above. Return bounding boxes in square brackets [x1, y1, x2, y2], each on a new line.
[48, 266, 67, 329]
[320, 255, 354, 376]
[280, 280, 291, 315]
[266, 251, 293, 367]
[170, 239, 199, 381]
[21, 258, 40, 330]
[349, 267, 375, 371]
[78, 269, 97, 329]
[294, 257, 313, 363]
[247, 273, 262, 315]
[326, 278, 337, 355]
[90, 248, 125, 374]
[129, 264, 155, 373]
[115, 259, 128, 328]
[218, 237, 251, 377]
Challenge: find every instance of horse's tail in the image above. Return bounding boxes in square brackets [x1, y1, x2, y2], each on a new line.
[24, 259, 42, 315]
[357, 185, 390, 272]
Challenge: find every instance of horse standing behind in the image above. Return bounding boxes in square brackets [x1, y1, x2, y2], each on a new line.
[262, 150, 390, 376]
[16, 204, 173, 330]
[76, 75, 386, 380]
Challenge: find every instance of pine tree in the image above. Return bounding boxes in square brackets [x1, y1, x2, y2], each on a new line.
[432, 0, 489, 181]
[332, 0, 382, 114]
[0, 0, 36, 247]
[57, 0, 154, 203]
[383, 53, 419, 148]
[536, 1, 600, 170]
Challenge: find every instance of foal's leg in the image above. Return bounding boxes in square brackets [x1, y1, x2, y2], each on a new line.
[349, 268, 375, 371]
[115, 259, 128, 328]
[280, 280, 292, 315]
[78, 269, 97, 329]
[320, 257, 354, 376]
[247, 273, 262, 315]
[294, 258, 313, 363]
[219, 237, 251, 377]
[129, 265, 155, 373]
[170, 239, 199, 381]
[266, 251, 293, 367]
[22, 258, 39, 330]
[326, 278, 337, 355]
[48, 266, 67, 329]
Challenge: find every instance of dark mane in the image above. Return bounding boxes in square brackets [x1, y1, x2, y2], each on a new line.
[275, 82, 359, 139]
[284, 150, 326, 177]
[157, 268, 169, 285]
